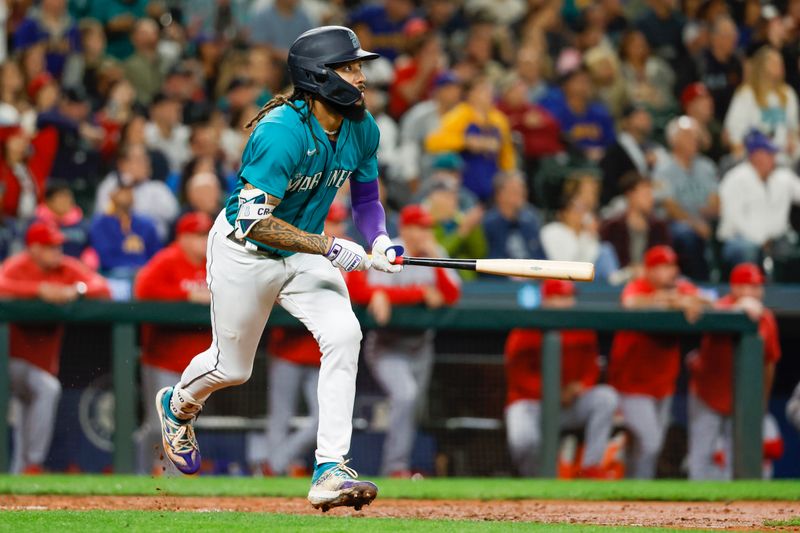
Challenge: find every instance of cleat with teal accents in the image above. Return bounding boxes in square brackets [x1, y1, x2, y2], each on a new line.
[307, 459, 378, 512]
[155, 387, 201, 475]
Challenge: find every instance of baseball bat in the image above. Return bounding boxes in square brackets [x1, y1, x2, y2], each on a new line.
[392, 256, 595, 282]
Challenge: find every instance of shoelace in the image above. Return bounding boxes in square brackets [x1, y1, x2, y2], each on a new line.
[332, 459, 359, 479]
[165, 416, 198, 455]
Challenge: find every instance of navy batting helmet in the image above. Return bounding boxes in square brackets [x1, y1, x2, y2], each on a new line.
[287, 26, 379, 107]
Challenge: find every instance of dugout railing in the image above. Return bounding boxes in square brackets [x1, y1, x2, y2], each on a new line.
[0, 300, 761, 478]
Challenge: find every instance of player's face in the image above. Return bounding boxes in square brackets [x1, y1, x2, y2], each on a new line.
[731, 284, 764, 302]
[333, 61, 367, 103]
[180, 233, 208, 262]
[542, 295, 576, 309]
[647, 263, 679, 288]
[30, 243, 63, 270]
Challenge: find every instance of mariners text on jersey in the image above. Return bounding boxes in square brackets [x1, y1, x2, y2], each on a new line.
[225, 100, 380, 257]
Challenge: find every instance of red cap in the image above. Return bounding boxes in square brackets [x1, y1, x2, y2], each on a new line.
[175, 212, 213, 235]
[403, 18, 430, 38]
[27, 72, 54, 101]
[730, 263, 765, 286]
[644, 245, 678, 268]
[541, 279, 576, 298]
[26, 221, 65, 247]
[399, 204, 434, 228]
[681, 82, 710, 111]
[326, 202, 348, 224]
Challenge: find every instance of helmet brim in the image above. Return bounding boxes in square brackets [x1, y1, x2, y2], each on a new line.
[325, 49, 380, 68]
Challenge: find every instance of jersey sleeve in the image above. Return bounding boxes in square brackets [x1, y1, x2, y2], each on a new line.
[239, 122, 305, 198]
[352, 116, 380, 183]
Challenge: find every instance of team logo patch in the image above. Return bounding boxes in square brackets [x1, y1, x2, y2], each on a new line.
[78, 374, 114, 452]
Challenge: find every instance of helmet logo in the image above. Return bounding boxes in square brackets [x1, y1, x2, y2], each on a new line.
[348, 31, 359, 49]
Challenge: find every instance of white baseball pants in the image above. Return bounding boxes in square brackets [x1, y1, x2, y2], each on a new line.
[505, 385, 619, 477]
[174, 212, 362, 466]
[618, 394, 673, 479]
[9, 358, 61, 472]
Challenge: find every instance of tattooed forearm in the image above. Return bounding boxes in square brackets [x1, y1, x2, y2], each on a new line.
[248, 216, 332, 255]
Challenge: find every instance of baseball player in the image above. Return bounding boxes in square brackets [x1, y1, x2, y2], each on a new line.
[504, 279, 618, 478]
[348, 205, 461, 477]
[248, 204, 348, 476]
[609, 245, 707, 479]
[688, 263, 782, 480]
[133, 212, 213, 475]
[0, 221, 110, 473]
[156, 27, 401, 512]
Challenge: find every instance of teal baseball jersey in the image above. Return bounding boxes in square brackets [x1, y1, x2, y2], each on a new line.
[225, 100, 380, 257]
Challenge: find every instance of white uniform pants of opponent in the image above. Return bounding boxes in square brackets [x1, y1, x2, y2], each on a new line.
[688, 394, 779, 480]
[174, 212, 361, 466]
[9, 358, 61, 473]
[247, 358, 319, 474]
[136, 364, 181, 475]
[618, 394, 673, 479]
[365, 337, 434, 475]
[505, 385, 618, 477]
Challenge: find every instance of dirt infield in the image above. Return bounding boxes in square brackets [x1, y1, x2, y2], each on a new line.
[2, 495, 799, 529]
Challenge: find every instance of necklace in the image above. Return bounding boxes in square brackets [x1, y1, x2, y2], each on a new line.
[323, 126, 340, 136]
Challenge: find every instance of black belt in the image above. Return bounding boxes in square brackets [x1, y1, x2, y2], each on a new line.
[226, 233, 285, 259]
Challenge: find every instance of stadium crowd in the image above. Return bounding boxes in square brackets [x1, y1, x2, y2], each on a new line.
[1, 0, 800, 479]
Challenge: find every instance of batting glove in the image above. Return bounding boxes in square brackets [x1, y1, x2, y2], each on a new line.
[371, 235, 403, 273]
[325, 237, 371, 272]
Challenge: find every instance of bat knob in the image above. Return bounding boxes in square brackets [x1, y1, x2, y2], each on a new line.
[387, 245, 405, 264]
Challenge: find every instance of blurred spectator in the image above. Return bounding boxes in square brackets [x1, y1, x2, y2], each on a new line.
[424, 179, 486, 279]
[635, 0, 685, 68]
[583, 44, 629, 119]
[219, 104, 257, 173]
[541, 179, 619, 282]
[388, 30, 444, 119]
[717, 130, 800, 268]
[1, 60, 28, 110]
[38, 85, 103, 203]
[181, 171, 222, 219]
[0, 103, 58, 220]
[349, 204, 461, 476]
[724, 46, 799, 163]
[695, 15, 742, 123]
[609, 245, 706, 479]
[600, 172, 671, 273]
[95, 144, 179, 240]
[599, 104, 664, 205]
[425, 76, 515, 203]
[654, 116, 718, 280]
[348, 0, 417, 62]
[133, 211, 212, 475]
[415, 153, 479, 212]
[90, 174, 161, 274]
[246, 48, 280, 103]
[483, 171, 545, 261]
[249, 0, 314, 62]
[249, 205, 350, 477]
[87, 0, 163, 60]
[681, 82, 723, 160]
[61, 19, 116, 109]
[398, 71, 462, 182]
[457, 16, 510, 84]
[34, 180, 96, 269]
[145, 92, 191, 175]
[496, 73, 563, 179]
[120, 112, 169, 182]
[366, 86, 414, 194]
[618, 29, 675, 116]
[788, 381, 800, 433]
[13, 0, 79, 79]
[123, 18, 164, 106]
[540, 65, 615, 162]
[514, 46, 552, 104]
[0, 221, 110, 474]
[688, 263, 781, 480]
[505, 279, 618, 478]
[94, 79, 136, 163]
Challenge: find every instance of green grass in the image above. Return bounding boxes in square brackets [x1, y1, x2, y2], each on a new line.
[0, 511, 703, 532]
[0, 475, 797, 501]
[764, 517, 800, 527]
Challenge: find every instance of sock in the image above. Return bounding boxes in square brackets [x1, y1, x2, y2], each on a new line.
[312, 461, 337, 483]
[167, 387, 202, 422]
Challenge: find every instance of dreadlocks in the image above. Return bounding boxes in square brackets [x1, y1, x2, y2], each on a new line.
[244, 88, 315, 130]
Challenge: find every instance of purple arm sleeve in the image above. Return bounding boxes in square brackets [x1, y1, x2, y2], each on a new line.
[350, 178, 388, 247]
